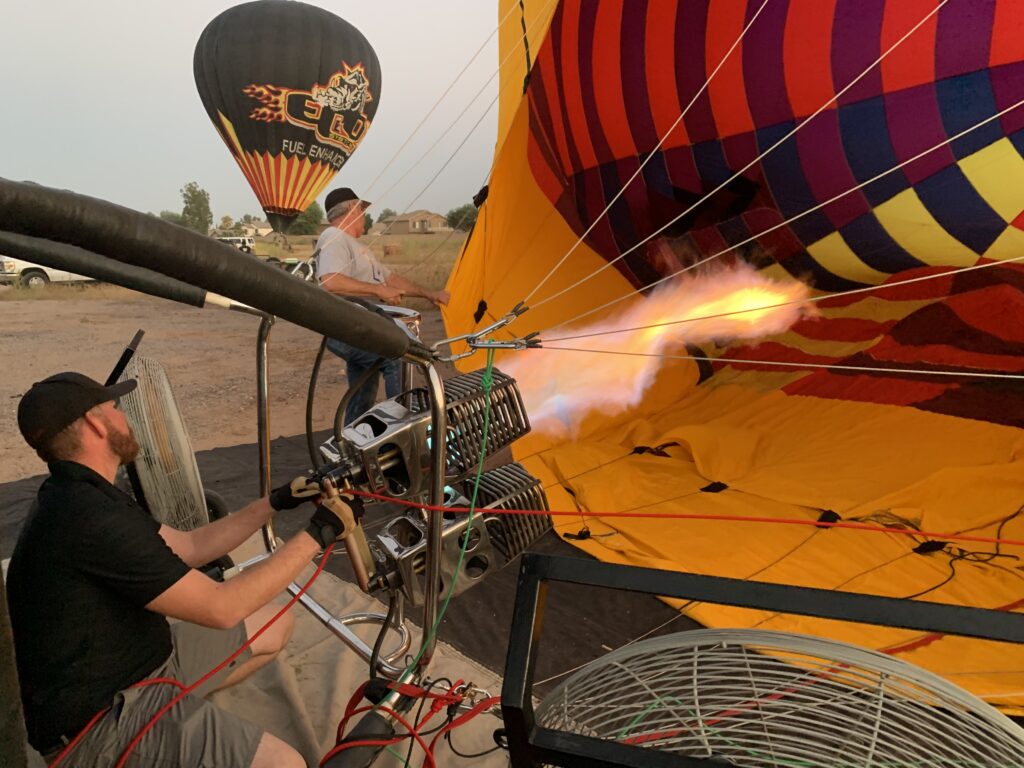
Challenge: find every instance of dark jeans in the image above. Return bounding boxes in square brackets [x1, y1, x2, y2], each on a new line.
[326, 337, 402, 425]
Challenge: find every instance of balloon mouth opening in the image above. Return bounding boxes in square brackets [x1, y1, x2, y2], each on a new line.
[265, 211, 298, 234]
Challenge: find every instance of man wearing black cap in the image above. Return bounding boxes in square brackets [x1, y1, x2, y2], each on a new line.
[316, 187, 451, 423]
[6, 372, 359, 767]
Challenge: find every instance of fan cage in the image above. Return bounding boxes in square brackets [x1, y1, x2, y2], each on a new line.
[407, 367, 531, 479]
[468, 462, 551, 561]
[119, 356, 209, 531]
[535, 629, 1024, 767]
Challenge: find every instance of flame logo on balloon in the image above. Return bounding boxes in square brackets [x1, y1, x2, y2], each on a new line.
[243, 63, 374, 154]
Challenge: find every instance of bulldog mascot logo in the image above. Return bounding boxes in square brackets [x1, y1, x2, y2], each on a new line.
[243, 63, 374, 154]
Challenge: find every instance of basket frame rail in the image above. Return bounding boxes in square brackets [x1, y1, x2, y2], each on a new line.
[501, 552, 1024, 768]
[246, 302, 444, 682]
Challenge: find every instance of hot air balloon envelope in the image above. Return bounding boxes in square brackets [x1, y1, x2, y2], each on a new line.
[445, 0, 1024, 714]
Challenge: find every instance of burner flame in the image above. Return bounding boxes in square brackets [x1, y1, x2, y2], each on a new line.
[504, 264, 813, 437]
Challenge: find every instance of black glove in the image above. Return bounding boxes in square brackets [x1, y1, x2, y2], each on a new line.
[269, 475, 321, 512]
[305, 493, 365, 549]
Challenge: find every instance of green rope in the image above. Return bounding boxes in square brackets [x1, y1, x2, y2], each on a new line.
[375, 349, 497, 766]
[405, 348, 496, 672]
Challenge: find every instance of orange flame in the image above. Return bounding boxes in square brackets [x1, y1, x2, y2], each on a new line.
[504, 264, 812, 436]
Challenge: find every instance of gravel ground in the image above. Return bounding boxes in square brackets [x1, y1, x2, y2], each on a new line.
[0, 287, 445, 484]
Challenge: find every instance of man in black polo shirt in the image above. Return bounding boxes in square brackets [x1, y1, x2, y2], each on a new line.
[6, 372, 357, 767]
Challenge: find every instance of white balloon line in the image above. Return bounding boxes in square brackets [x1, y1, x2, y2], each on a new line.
[541, 254, 1024, 343]
[541, 93, 1024, 332]
[368, 0, 558, 238]
[538, 346, 1024, 381]
[522, 0, 776, 304]
[359, 2, 520, 200]
[525, 0, 950, 313]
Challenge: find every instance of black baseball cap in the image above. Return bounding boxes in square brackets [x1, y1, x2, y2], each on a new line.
[325, 187, 371, 213]
[17, 372, 137, 451]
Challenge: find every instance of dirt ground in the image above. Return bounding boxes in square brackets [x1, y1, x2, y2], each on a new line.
[0, 287, 446, 484]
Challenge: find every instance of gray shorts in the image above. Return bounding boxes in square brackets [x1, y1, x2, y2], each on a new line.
[44, 621, 262, 767]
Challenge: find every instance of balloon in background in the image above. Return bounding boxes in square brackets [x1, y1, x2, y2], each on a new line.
[194, 0, 381, 232]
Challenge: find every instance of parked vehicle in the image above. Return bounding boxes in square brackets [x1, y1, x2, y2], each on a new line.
[264, 255, 301, 271]
[0, 256, 94, 288]
[216, 236, 255, 253]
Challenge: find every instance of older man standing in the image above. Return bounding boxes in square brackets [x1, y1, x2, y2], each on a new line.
[315, 187, 450, 424]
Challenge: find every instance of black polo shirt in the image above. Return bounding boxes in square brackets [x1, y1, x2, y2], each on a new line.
[5, 460, 191, 751]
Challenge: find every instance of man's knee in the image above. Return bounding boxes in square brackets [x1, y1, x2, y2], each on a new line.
[274, 608, 295, 650]
[251, 731, 304, 768]
[263, 606, 294, 655]
[245, 604, 295, 657]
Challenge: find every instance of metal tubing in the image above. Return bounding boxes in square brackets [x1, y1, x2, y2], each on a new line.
[324, 477, 372, 593]
[401, 360, 416, 394]
[256, 313, 277, 551]
[416, 362, 448, 673]
[286, 584, 411, 679]
[231, 553, 410, 678]
[378, 305, 420, 393]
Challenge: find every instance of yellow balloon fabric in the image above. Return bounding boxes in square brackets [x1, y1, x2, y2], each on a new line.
[445, 0, 1024, 711]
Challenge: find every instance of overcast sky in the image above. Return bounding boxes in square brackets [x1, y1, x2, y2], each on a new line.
[1, 1, 499, 222]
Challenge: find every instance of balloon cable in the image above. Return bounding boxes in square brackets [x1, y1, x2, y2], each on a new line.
[536, 91, 1024, 333]
[535, 346, 1024, 381]
[344, 488, 1024, 551]
[539, 253, 1024, 345]
[521, 0, 775, 304]
[359, 1, 521, 200]
[370, 0, 557, 240]
[521, 0, 953, 314]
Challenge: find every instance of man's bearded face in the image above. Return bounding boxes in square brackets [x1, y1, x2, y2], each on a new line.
[102, 413, 140, 464]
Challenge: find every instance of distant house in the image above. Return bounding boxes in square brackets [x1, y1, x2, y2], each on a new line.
[240, 219, 274, 237]
[380, 210, 451, 235]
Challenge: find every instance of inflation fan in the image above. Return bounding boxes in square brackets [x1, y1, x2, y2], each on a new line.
[534, 629, 1024, 767]
[118, 355, 210, 531]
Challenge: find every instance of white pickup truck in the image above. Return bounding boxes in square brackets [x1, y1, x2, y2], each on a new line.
[0, 256, 93, 288]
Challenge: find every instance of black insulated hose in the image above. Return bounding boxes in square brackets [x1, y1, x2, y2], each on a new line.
[0, 178, 411, 359]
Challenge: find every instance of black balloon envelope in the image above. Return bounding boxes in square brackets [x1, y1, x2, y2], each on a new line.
[194, 1, 381, 232]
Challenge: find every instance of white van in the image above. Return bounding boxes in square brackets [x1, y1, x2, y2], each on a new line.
[216, 236, 255, 253]
[0, 256, 94, 287]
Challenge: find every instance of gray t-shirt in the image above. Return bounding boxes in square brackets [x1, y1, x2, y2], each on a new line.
[315, 228, 391, 286]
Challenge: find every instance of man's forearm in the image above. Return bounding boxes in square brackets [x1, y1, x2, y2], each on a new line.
[185, 498, 274, 566]
[385, 272, 430, 299]
[321, 272, 382, 298]
[213, 531, 322, 627]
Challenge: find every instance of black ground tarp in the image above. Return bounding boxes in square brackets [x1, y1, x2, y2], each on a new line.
[0, 430, 695, 697]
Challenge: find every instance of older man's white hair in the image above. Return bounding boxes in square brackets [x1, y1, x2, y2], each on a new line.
[327, 198, 363, 223]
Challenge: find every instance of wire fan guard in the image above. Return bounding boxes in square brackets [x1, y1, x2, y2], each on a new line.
[406, 367, 530, 479]
[470, 462, 551, 561]
[119, 356, 208, 531]
[534, 629, 1024, 767]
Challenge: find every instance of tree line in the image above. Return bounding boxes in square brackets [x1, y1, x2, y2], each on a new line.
[156, 182, 478, 236]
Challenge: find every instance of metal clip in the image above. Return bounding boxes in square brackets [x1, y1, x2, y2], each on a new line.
[434, 304, 540, 361]
[450, 683, 501, 716]
[451, 682, 491, 708]
[467, 330, 542, 351]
